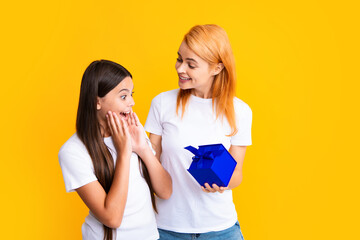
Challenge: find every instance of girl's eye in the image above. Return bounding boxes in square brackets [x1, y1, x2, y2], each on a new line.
[188, 65, 195, 69]
[131, 92, 134, 97]
[121, 95, 126, 100]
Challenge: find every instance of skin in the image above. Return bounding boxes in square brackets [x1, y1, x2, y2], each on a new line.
[76, 77, 172, 229]
[149, 41, 247, 194]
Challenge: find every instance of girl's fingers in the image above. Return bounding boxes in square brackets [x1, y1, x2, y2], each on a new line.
[133, 112, 140, 126]
[113, 112, 123, 135]
[108, 111, 117, 134]
[121, 117, 130, 136]
[130, 111, 136, 126]
[126, 112, 132, 127]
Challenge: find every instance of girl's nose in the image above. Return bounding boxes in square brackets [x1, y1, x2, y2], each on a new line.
[129, 96, 135, 107]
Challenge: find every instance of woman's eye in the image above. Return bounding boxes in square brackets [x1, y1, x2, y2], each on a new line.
[131, 92, 134, 97]
[189, 65, 195, 69]
[121, 95, 126, 100]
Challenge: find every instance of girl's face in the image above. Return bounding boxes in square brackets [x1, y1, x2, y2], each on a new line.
[175, 41, 217, 97]
[97, 76, 135, 125]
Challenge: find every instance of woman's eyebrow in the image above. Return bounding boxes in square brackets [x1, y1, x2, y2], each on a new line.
[177, 52, 198, 63]
[186, 58, 198, 63]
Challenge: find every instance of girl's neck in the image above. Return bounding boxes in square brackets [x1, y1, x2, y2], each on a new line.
[99, 121, 111, 138]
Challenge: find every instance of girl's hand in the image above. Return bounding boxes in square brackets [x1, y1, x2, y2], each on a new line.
[106, 111, 132, 158]
[127, 111, 148, 156]
[201, 183, 228, 194]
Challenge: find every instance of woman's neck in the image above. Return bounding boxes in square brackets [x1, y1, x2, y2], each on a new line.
[192, 88, 212, 99]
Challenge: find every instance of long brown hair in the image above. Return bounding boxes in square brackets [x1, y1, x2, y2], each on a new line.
[76, 60, 156, 240]
[176, 24, 238, 136]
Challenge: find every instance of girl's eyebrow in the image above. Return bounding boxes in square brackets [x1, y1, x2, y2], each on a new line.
[119, 89, 130, 93]
[119, 86, 134, 93]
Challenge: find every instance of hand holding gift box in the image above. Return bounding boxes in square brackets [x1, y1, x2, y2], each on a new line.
[185, 144, 237, 188]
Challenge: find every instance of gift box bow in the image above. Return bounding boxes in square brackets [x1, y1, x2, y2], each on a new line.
[185, 145, 223, 168]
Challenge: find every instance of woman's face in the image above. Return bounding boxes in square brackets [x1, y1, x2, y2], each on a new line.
[97, 76, 134, 125]
[175, 41, 216, 97]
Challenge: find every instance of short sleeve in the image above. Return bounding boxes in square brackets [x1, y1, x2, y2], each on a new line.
[144, 129, 156, 155]
[58, 143, 97, 192]
[144, 94, 163, 136]
[231, 101, 253, 146]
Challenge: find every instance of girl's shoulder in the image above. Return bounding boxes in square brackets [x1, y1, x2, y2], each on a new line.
[58, 133, 90, 161]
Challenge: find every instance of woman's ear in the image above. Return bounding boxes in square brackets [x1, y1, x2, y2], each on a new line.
[213, 63, 224, 76]
[96, 97, 101, 110]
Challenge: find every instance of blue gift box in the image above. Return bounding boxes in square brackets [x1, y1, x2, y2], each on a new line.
[185, 144, 237, 187]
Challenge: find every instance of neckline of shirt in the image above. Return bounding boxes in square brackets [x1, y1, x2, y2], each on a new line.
[190, 94, 213, 103]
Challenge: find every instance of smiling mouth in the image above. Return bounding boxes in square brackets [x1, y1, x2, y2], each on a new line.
[179, 76, 192, 82]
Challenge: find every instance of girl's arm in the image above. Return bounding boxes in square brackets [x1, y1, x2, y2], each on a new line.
[76, 112, 132, 229]
[202, 145, 247, 193]
[130, 113, 172, 199]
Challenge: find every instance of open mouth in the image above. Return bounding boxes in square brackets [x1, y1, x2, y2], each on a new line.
[120, 111, 130, 119]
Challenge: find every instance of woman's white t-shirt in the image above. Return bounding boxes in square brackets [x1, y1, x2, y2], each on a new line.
[145, 89, 252, 233]
[58, 134, 159, 240]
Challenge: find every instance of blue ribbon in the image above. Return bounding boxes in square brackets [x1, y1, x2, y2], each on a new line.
[185, 146, 214, 168]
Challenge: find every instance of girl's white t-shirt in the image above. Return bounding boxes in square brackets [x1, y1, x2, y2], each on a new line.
[58, 134, 159, 240]
[145, 89, 252, 233]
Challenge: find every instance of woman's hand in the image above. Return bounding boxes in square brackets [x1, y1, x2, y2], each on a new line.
[106, 111, 132, 158]
[201, 183, 228, 194]
[127, 111, 148, 156]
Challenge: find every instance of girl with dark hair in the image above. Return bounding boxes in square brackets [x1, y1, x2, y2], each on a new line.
[59, 60, 172, 240]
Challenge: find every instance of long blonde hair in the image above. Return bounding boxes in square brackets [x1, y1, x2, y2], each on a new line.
[176, 24, 237, 136]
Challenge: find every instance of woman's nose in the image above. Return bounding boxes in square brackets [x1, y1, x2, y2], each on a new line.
[176, 62, 185, 73]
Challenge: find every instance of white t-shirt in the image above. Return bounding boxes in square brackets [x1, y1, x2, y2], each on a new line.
[145, 89, 252, 233]
[58, 134, 159, 240]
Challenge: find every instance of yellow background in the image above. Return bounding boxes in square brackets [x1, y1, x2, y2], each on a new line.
[1, 0, 359, 239]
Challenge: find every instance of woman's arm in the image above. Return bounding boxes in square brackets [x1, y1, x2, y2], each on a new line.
[130, 113, 172, 199]
[76, 112, 132, 229]
[227, 145, 247, 189]
[148, 133, 162, 161]
[202, 145, 247, 193]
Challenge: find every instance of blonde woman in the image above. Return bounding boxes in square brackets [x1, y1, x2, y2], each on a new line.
[145, 25, 252, 239]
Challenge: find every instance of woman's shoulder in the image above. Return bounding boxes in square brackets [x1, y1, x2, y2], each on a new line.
[233, 97, 252, 114]
[152, 89, 179, 100]
[150, 89, 179, 107]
